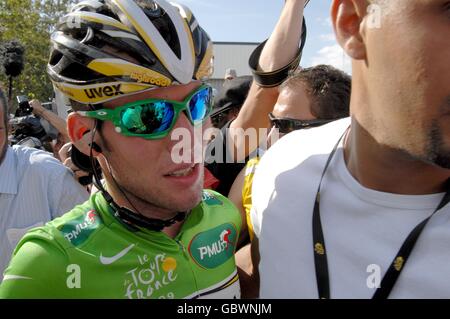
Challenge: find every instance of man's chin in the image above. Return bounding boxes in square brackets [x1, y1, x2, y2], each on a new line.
[175, 190, 203, 213]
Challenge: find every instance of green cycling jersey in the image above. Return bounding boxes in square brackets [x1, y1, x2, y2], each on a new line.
[0, 190, 242, 299]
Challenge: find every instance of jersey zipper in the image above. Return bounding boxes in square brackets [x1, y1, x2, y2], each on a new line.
[175, 239, 200, 298]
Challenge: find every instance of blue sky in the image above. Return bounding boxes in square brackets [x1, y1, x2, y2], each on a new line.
[176, 0, 351, 74]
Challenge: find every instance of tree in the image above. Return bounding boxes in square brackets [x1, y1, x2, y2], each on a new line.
[0, 0, 77, 110]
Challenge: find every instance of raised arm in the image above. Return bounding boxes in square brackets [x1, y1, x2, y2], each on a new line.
[30, 99, 69, 142]
[229, 0, 308, 161]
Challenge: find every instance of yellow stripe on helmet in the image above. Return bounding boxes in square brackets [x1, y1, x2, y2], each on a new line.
[112, 0, 195, 84]
[112, 0, 168, 71]
[87, 59, 172, 87]
[53, 81, 154, 104]
[170, 2, 195, 65]
[171, 2, 193, 22]
[196, 42, 214, 80]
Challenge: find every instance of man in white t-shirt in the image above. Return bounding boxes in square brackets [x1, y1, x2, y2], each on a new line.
[250, 0, 450, 298]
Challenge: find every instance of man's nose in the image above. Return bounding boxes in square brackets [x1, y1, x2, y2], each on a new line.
[167, 112, 204, 163]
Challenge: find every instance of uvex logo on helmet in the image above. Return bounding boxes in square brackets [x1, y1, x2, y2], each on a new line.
[47, 0, 213, 106]
[84, 84, 124, 99]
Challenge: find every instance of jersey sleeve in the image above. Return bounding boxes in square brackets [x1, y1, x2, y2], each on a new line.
[0, 229, 70, 298]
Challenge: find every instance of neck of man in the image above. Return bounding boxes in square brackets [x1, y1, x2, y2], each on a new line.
[104, 180, 184, 238]
[343, 117, 450, 195]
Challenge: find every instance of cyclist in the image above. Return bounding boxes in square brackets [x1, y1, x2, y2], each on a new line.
[0, 0, 242, 299]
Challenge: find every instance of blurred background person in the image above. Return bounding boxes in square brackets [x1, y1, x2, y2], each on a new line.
[0, 86, 88, 278]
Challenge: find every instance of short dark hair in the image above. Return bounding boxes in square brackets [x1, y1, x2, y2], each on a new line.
[280, 65, 351, 120]
[0, 85, 8, 128]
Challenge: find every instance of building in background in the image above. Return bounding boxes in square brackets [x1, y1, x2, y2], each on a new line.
[52, 42, 258, 116]
[208, 42, 258, 92]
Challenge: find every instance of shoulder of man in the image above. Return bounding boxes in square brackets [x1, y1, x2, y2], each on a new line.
[250, 117, 351, 237]
[256, 117, 351, 181]
[200, 189, 242, 230]
[0, 197, 102, 298]
[12, 145, 71, 177]
[0, 198, 95, 298]
[12, 145, 89, 217]
[15, 197, 99, 253]
[201, 189, 238, 212]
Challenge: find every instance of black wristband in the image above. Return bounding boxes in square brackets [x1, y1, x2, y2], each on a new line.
[248, 18, 307, 88]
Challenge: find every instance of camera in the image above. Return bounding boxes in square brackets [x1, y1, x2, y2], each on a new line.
[8, 95, 52, 151]
[15, 95, 33, 117]
[9, 115, 48, 147]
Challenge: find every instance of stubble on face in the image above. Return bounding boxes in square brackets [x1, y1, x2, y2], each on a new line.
[100, 148, 204, 218]
[423, 97, 450, 169]
[95, 87, 206, 218]
[352, 0, 450, 165]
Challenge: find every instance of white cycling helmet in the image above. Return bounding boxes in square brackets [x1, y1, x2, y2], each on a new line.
[47, 0, 214, 106]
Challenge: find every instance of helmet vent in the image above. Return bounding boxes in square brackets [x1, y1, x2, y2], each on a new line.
[60, 62, 104, 81]
[49, 51, 64, 67]
[149, 15, 181, 59]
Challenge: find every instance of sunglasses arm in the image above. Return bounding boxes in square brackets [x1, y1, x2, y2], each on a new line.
[77, 110, 114, 122]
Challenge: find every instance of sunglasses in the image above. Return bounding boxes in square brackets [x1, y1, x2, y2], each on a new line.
[78, 85, 212, 139]
[269, 112, 334, 134]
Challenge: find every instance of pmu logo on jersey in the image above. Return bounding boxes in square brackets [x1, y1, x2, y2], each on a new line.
[84, 84, 124, 99]
[188, 223, 237, 269]
[59, 210, 101, 246]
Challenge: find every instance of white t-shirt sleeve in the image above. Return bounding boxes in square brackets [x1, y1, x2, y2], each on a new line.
[250, 205, 261, 238]
[250, 138, 282, 239]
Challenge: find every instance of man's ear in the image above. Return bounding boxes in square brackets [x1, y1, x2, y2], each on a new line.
[67, 112, 100, 156]
[331, 0, 368, 60]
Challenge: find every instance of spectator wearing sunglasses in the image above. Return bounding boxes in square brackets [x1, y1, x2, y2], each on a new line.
[250, 0, 450, 299]
[205, 0, 309, 198]
[229, 66, 350, 292]
[1, 0, 243, 299]
[266, 65, 351, 147]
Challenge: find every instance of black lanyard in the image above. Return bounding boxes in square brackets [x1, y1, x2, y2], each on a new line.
[312, 128, 450, 299]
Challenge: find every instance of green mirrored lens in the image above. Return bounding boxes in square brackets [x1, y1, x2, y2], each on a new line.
[189, 87, 210, 123]
[120, 102, 174, 134]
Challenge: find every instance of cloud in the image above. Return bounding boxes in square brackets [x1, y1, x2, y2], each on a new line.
[319, 33, 336, 42]
[315, 17, 332, 27]
[310, 44, 352, 74]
